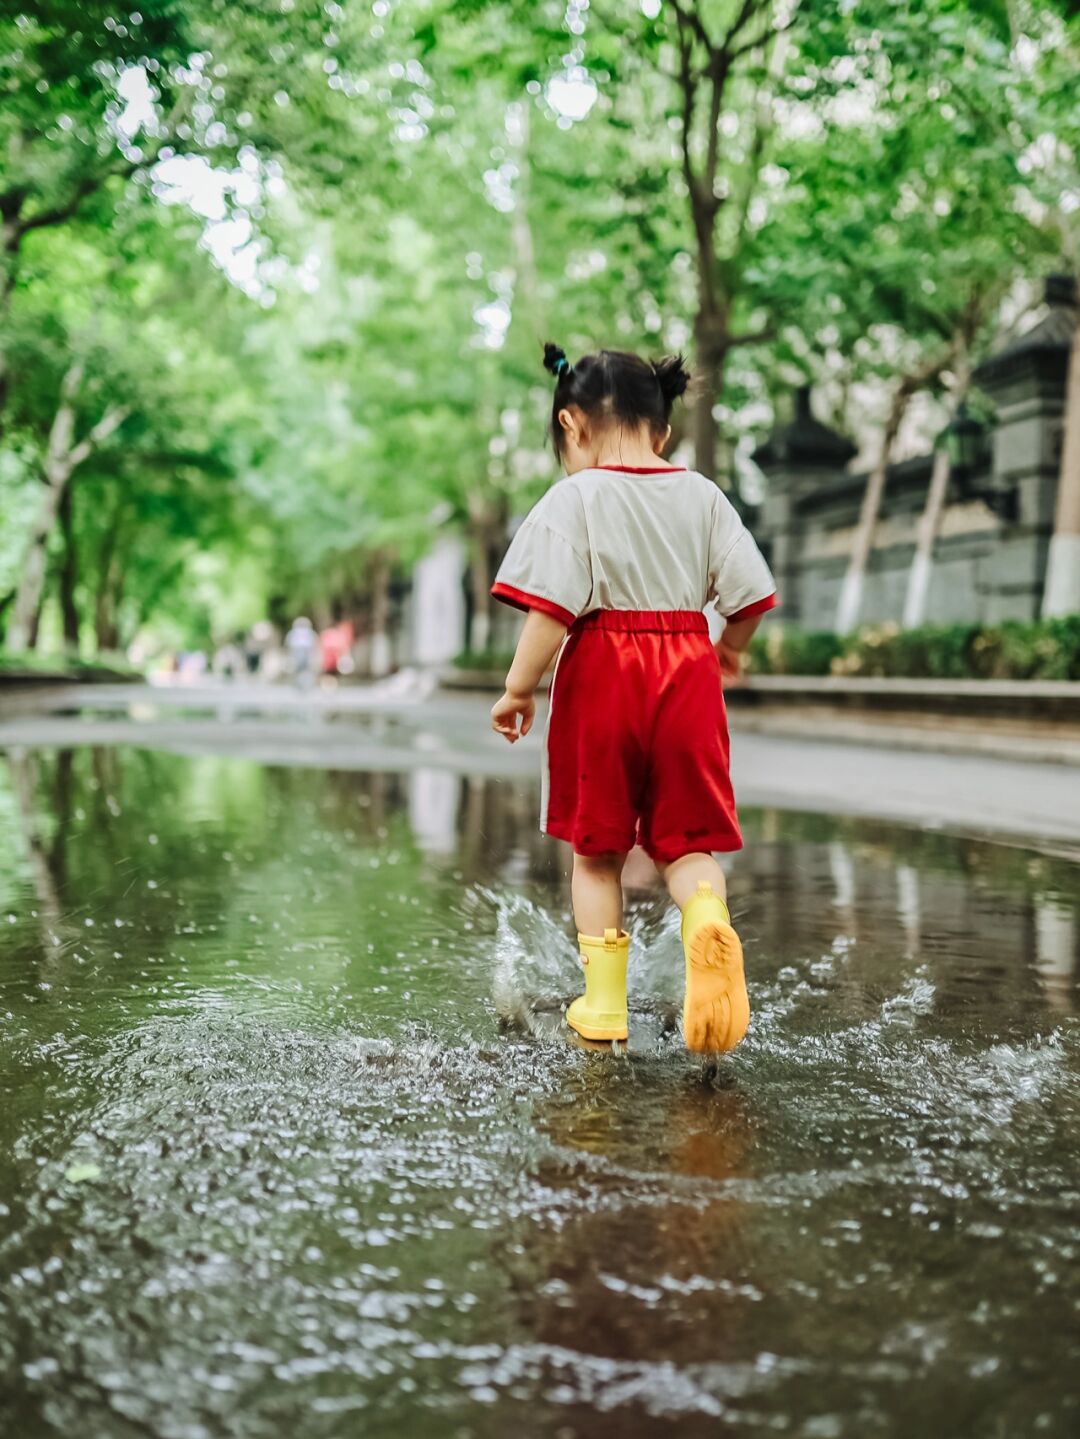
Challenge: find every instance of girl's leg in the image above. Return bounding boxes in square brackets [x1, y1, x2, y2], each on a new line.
[659, 851, 727, 911]
[659, 850, 747, 1053]
[567, 851, 631, 1041]
[571, 851, 628, 935]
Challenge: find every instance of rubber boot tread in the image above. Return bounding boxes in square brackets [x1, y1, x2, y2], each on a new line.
[684, 919, 749, 1053]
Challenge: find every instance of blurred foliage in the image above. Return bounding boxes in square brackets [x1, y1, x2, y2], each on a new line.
[749, 617, 1080, 679]
[451, 649, 518, 671]
[0, 650, 136, 677]
[748, 627, 845, 676]
[0, 0, 1077, 656]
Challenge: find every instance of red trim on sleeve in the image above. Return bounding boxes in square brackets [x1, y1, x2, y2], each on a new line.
[724, 592, 778, 623]
[491, 582, 576, 628]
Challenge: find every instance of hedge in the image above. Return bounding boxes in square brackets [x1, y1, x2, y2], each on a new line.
[0, 651, 141, 680]
[748, 618, 1080, 682]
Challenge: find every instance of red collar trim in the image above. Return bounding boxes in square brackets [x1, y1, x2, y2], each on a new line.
[594, 465, 687, 474]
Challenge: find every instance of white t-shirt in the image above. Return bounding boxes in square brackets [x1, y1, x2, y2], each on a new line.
[492, 464, 776, 627]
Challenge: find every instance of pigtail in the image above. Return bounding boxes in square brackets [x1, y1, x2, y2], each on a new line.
[652, 354, 691, 410]
[543, 342, 572, 381]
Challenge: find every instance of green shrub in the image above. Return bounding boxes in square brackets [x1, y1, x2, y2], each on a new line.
[747, 627, 842, 676]
[0, 651, 141, 679]
[835, 623, 981, 679]
[971, 616, 1080, 680]
[757, 617, 1080, 681]
[455, 617, 1080, 682]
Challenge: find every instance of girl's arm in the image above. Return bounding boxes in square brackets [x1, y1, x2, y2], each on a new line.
[491, 610, 568, 743]
[715, 613, 763, 681]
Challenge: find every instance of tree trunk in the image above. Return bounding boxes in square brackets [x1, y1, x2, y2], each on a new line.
[369, 551, 393, 677]
[468, 515, 496, 656]
[26, 593, 44, 650]
[7, 358, 128, 652]
[692, 311, 727, 481]
[94, 579, 119, 652]
[836, 343, 956, 633]
[58, 483, 80, 649]
[94, 498, 125, 653]
[9, 478, 67, 651]
[903, 359, 972, 629]
[902, 446, 950, 630]
[1042, 316, 1080, 617]
[0, 217, 22, 422]
[835, 389, 912, 633]
[669, 2, 783, 485]
[8, 356, 80, 649]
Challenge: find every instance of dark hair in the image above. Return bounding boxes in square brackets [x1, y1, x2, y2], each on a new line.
[542, 343, 690, 457]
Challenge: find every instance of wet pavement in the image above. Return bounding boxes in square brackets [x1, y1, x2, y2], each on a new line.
[1, 732, 1079, 1437]
[4, 681, 1080, 848]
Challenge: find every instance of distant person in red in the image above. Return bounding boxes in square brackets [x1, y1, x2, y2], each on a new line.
[319, 620, 355, 676]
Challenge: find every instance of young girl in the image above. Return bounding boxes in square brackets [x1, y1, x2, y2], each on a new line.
[490, 344, 776, 1052]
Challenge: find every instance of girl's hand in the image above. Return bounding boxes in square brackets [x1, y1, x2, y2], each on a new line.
[715, 639, 746, 684]
[491, 689, 535, 743]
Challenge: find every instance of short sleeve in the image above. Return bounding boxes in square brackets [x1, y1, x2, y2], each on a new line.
[491, 483, 592, 626]
[709, 494, 777, 621]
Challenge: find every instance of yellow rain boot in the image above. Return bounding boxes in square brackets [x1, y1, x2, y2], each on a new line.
[681, 882, 749, 1053]
[566, 928, 629, 1042]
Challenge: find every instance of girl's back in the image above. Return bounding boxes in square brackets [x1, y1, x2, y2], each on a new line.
[493, 462, 774, 627]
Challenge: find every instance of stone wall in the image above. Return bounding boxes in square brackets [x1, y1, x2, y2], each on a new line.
[753, 279, 1074, 631]
[762, 460, 1053, 628]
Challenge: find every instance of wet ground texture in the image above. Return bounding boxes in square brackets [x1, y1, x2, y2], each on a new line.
[1, 743, 1078, 1438]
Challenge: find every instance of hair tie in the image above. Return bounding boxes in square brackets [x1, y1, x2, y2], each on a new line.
[554, 356, 570, 377]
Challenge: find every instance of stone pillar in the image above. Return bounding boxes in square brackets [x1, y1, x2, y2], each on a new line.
[411, 538, 465, 664]
[411, 534, 467, 666]
[973, 275, 1076, 619]
[1043, 318, 1080, 616]
[752, 385, 857, 627]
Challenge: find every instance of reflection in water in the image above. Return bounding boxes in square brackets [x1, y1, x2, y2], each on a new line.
[408, 766, 460, 855]
[514, 1072, 757, 1379]
[0, 746, 1078, 1438]
[895, 862, 921, 955]
[1035, 899, 1077, 1012]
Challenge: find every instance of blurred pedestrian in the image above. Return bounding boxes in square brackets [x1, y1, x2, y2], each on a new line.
[244, 620, 276, 676]
[285, 616, 318, 688]
[319, 619, 356, 677]
[213, 636, 244, 680]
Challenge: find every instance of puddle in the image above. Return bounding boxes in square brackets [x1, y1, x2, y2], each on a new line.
[0, 747, 1077, 1437]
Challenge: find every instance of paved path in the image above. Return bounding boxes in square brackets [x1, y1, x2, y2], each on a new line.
[3, 680, 1080, 852]
[729, 732, 1080, 852]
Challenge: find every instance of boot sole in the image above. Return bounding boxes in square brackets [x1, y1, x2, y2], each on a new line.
[566, 1014, 628, 1042]
[684, 920, 749, 1053]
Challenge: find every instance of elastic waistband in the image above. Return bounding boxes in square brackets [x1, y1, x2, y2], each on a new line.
[572, 609, 709, 634]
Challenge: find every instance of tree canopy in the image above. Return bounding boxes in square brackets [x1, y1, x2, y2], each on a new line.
[1, 0, 1077, 656]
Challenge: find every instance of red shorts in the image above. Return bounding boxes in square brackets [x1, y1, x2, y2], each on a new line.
[542, 610, 742, 864]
